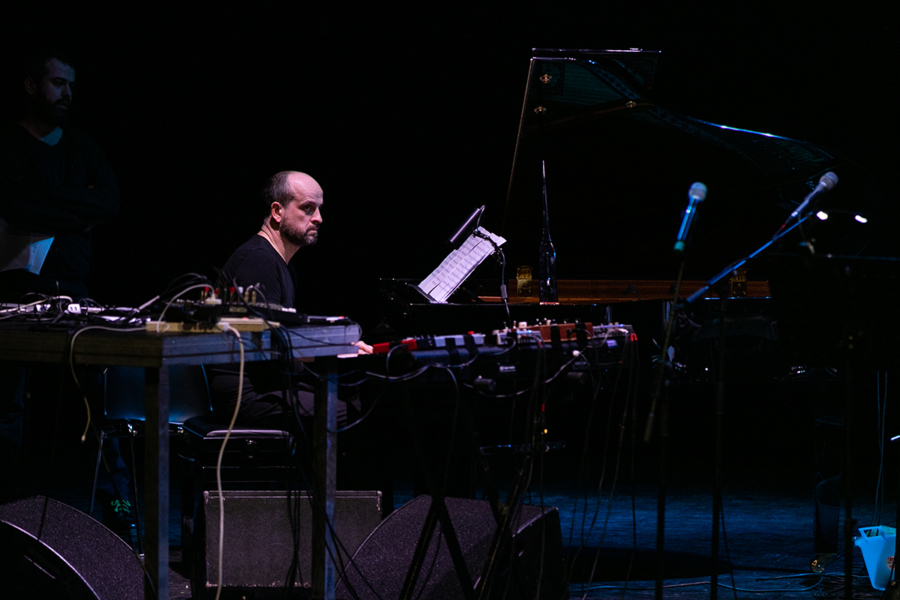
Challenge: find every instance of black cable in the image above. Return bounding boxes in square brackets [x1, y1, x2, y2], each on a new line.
[564, 338, 639, 599]
[271, 326, 387, 600]
[478, 338, 546, 598]
[463, 351, 583, 399]
[580, 357, 636, 599]
[279, 400, 378, 600]
[157, 272, 212, 299]
[708, 491, 741, 600]
[496, 246, 512, 331]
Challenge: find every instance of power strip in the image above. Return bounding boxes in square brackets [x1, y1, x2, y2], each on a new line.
[145, 317, 276, 333]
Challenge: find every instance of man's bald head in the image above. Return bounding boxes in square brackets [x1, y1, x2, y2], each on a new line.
[284, 172, 323, 205]
[261, 172, 319, 217]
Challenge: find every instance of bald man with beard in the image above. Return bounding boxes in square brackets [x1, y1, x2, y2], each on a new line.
[209, 171, 370, 433]
[219, 171, 322, 309]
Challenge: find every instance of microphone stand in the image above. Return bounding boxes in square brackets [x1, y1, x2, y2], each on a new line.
[684, 212, 814, 599]
[645, 260, 687, 600]
[710, 284, 728, 600]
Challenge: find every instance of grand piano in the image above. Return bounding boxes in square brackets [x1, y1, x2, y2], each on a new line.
[379, 48, 878, 366]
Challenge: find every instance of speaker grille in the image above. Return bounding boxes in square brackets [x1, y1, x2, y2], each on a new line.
[0, 496, 145, 600]
[337, 495, 566, 600]
[193, 490, 383, 597]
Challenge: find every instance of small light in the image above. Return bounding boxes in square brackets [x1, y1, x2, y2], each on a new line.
[543, 429, 548, 434]
[816, 211, 829, 220]
[855, 214, 868, 224]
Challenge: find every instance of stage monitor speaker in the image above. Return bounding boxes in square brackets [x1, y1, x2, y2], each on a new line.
[192, 489, 382, 599]
[336, 495, 567, 600]
[0, 496, 146, 600]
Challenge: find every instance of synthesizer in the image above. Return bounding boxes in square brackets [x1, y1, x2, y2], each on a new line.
[363, 322, 636, 395]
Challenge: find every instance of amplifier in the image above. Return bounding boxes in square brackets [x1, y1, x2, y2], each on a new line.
[191, 490, 382, 599]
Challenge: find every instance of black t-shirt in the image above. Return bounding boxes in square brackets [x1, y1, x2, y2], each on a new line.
[219, 234, 296, 309]
[211, 234, 304, 417]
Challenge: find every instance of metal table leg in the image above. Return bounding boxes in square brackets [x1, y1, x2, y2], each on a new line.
[312, 356, 338, 599]
[144, 366, 170, 600]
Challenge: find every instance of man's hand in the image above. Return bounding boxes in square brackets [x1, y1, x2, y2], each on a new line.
[355, 341, 373, 355]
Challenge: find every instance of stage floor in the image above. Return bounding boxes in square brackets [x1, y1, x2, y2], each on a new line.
[14, 447, 893, 600]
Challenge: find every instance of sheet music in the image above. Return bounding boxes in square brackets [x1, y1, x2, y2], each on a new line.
[0, 217, 54, 275]
[418, 227, 506, 303]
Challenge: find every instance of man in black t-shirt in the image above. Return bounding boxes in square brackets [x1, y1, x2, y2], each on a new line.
[211, 171, 370, 429]
[0, 51, 118, 298]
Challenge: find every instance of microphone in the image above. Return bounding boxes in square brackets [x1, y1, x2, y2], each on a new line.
[673, 182, 708, 254]
[788, 172, 839, 221]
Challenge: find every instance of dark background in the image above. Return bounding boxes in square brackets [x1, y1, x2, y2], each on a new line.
[2, 3, 896, 331]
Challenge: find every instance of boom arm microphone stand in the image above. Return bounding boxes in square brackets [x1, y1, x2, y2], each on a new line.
[683, 196, 828, 599]
[649, 182, 821, 599]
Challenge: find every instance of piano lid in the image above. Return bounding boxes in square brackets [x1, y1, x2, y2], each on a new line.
[499, 48, 875, 282]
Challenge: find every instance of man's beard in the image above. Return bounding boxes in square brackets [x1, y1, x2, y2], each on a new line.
[34, 97, 70, 126]
[282, 223, 318, 248]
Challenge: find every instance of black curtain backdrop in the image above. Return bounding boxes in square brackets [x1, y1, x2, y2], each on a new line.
[2, 3, 895, 332]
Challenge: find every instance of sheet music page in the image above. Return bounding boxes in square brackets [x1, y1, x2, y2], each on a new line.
[418, 227, 506, 303]
[0, 217, 54, 275]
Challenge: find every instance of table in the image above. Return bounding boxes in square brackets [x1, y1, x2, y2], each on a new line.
[0, 320, 361, 600]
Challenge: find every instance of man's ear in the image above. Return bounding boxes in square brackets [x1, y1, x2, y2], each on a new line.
[24, 76, 36, 97]
[270, 202, 284, 225]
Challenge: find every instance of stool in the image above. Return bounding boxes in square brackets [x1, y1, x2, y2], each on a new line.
[179, 414, 297, 561]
